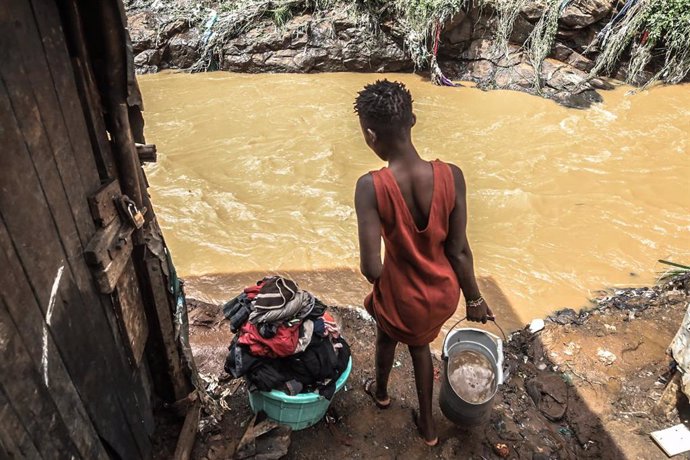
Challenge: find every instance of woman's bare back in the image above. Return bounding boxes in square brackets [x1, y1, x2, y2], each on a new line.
[388, 160, 435, 231]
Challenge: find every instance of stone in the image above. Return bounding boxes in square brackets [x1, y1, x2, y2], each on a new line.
[470, 9, 499, 40]
[521, 1, 549, 21]
[444, 11, 467, 31]
[468, 60, 496, 82]
[128, 11, 158, 53]
[251, 53, 269, 67]
[589, 77, 615, 90]
[567, 50, 594, 72]
[462, 39, 494, 61]
[135, 65, 159, 75]
[552, 43, 574, 62]
[497, 62, 534, 88]
[557, 26, 599, 53]
[164, 31, 200, 68]
[293, 48, 331, 72]
[447, 17, 472, 44]
[161, 19, 189, 40]
[561, 0, 616, 29]
[264, 49, 300, 72]
[124, 1, 612, 108]
[510, 14, 535, 44]
[496, 46, 523, 67]
[134, 49, 161, 67]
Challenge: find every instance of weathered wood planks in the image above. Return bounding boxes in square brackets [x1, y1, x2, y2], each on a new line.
[0, 1, 153, 457]
[1, 0, 193, 457]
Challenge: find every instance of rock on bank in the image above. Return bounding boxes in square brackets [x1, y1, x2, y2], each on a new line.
[125, 0, 667, 108]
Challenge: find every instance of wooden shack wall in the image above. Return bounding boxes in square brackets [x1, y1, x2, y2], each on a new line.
[0, 0, 192, 458]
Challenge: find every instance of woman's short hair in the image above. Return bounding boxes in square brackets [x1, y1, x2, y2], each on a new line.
[354, 79, 414, 136]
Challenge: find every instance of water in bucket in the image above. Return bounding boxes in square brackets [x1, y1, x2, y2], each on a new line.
[447, 349, 496, 404]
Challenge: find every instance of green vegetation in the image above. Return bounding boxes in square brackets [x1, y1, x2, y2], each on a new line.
[129, 0, 690, 85]
[270, 4, 294, 26]
[525, 0, 561, 92]
[658, 260, 690, 281]
[390, 0, 466, 67]
[490, 0, 528, 59]
[590, 0, 690, 86]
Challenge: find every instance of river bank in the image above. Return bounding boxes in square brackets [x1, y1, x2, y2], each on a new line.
[152, 273, 690, 459]
[126, 0, 690, 108]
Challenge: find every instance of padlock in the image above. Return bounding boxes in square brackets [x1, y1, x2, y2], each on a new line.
[117, 195, 146, 229]
[127, 202, 145, 229]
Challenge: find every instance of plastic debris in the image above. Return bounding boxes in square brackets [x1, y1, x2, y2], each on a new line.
[559, 427, 574, 437]
[529, 318, 545, 333]
[352, 306, 374, 322]
[651, 423, 690, 457]
[597, 349, 617, 366]
[493, 442, 510, 458]
[670, 304, 690, 398]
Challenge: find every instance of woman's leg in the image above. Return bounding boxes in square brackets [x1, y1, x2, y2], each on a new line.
[408, 343, 437, 443]
[375, 325, 398, 403]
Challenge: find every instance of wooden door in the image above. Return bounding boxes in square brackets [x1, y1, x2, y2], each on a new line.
[0, 0, 155, 457]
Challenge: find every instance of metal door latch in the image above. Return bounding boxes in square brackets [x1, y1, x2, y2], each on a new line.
[117, 195, 146, 229]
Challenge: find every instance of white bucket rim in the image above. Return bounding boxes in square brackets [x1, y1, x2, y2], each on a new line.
[443, 327, 501, 357]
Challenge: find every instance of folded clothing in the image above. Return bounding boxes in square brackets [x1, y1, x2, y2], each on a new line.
[238, 322, 301, 358]
[222, 276, 351, 399]
[225, 335, 351, 400]
[243, 283, 263, 300]
[250, 288, 315, 325]
[223, 292, 253, 333]
[253, 277, 298, 310]
[294, 320, 314, 354]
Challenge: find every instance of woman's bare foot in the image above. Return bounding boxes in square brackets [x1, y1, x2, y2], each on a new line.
[363, 378, 391, 409]
[412, 409, 438, 446]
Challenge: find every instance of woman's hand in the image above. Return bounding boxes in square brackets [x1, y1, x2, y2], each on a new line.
[467, 298, 495, 324]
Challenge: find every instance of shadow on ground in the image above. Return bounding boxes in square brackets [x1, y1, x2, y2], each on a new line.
[155, 273, 690, 459]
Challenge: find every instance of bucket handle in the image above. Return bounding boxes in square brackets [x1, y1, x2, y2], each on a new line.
[441, 316, 508, 358]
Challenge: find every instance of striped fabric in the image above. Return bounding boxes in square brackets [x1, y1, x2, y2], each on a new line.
[253, 277, 298, 310]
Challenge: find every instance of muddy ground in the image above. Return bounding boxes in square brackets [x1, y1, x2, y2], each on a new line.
[154, 273, 690, 459]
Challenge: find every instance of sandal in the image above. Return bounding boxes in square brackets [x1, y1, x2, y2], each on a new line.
[412, 409, 439, 447]
[363, 378, 391, 409]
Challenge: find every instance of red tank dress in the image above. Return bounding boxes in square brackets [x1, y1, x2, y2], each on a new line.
[364, 160, 461, 346]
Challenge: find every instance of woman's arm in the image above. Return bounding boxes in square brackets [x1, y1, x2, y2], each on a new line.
[444, 164, 494, 323]
[355, 173, 383, 283]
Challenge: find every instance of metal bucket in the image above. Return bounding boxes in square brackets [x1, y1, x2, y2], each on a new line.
[439, 318, 505, 426]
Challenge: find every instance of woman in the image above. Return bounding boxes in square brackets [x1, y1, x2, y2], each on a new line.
[353, 80, 494, 446]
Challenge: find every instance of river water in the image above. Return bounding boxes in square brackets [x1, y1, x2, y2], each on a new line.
[138, 72, 689, 333]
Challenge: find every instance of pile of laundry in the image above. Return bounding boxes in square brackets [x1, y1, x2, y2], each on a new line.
[223, 276, 351, 400]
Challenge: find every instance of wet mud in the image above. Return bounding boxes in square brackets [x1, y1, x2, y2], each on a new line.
[152, 273, 690, 459]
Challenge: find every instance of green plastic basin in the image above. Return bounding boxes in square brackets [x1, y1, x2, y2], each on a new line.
[248, 356, 352, 430]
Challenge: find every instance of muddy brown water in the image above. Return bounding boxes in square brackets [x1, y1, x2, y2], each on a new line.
[138, 72, 690, 342]
[448, 349, 496, 404]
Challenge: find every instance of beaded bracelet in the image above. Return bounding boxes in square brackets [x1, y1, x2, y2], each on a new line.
[466, 296, 484, 308]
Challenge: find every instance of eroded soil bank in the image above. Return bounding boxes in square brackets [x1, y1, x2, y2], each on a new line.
[154, 273, 690, 459]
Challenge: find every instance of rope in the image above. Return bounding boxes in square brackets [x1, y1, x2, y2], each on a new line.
[430, 20, 459, 87]
[432, 20, 442, 56]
